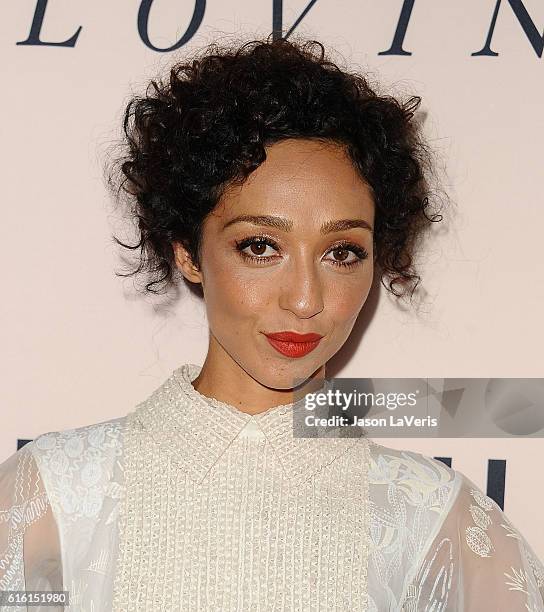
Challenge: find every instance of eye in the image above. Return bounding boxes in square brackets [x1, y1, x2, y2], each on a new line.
[323, 242, 369, 268]
[234, 235, 280, 264]
[234, 235, 369, 269]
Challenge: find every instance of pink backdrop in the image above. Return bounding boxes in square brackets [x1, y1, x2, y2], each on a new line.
[2, 0, 543, 559]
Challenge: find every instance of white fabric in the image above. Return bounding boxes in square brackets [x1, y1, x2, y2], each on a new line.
[1, 363, 543, 611]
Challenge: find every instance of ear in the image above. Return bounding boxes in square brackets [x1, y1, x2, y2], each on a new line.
[172, 241, 203, 284]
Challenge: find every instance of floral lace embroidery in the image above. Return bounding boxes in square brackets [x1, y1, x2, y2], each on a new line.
[401, 537, 455, 611]
[524, 545, 544, 589]
[463, 486, 544, 609]
[501, 520, 544, 589]
[0, 447, 49, 591]
[366, 443, 458, 611]
[505, 565, 532, 594]
[30, 419, 125, 611]
[465, 487, 496, 558]
[32, 421, 123, 529]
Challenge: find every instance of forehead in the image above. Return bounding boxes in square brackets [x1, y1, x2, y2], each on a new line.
[212, 138, 375, 225]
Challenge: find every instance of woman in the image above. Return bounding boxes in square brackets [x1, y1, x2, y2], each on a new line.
[1, 36, 543, 611]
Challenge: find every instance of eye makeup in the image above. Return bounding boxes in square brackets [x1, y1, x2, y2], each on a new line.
[233, 234, 369, 268]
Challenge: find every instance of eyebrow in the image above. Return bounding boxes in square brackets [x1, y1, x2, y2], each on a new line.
[221, 214, 373, 234]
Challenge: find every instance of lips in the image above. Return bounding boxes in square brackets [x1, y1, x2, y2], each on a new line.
[265, 331, 323, 342]
[264, 331, 323, 358]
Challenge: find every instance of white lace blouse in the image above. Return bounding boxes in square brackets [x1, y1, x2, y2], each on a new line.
[1, 363, 543, 611]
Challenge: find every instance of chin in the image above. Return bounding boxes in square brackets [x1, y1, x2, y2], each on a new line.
[257, 360, 322, 390]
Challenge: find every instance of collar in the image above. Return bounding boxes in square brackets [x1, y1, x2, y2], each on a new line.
[134, 362, 365, 488]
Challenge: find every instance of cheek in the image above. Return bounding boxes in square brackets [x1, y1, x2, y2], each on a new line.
[326, 270, 373, 323]
[202, 260, 273, 326]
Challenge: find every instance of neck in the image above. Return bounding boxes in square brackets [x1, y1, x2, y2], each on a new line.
[191, 334, 327, 416]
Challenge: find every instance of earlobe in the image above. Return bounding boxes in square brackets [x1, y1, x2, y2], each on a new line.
[173, 241, 202, 284]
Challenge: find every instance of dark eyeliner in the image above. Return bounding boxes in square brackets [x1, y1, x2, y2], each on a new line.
[234, 234, 280, 264]
[234, 235, 369, 268]
[326, 241, 369, 268]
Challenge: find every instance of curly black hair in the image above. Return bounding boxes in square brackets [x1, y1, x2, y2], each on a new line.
[105, 34, 445, 302]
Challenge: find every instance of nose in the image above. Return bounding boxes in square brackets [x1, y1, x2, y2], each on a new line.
[278, 255, 325, 319]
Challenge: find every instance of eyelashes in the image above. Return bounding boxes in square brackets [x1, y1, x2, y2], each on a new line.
[234, 234, 369, 269]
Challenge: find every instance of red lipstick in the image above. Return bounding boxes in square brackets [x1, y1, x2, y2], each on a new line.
[264, 331, 323, 358]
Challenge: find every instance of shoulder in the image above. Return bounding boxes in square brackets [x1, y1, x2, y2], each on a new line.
[27, 416, 127, 523]
[365, 440, 465, 552]
[366, 439, 462, 541]
[398, 459, 544, 611]
[29, 414, 126, 476]
[367, 439, 461, 505]
[31, 416, 125, 451]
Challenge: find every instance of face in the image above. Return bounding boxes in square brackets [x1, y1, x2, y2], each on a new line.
[174, 138, 375, 390]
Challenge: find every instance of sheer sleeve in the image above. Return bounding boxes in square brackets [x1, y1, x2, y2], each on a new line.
[401, 472, 544, 611]
[0, 443, 63, 612]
